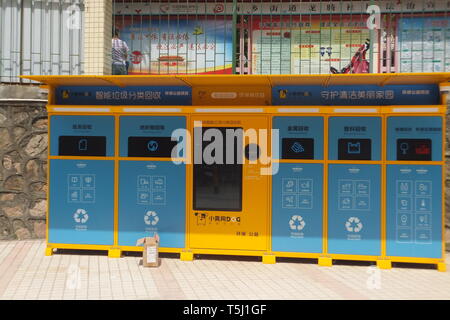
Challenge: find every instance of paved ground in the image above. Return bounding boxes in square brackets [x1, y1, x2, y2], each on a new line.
[0, 240, 449, 300]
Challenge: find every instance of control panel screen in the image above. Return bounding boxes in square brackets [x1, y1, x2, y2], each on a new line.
[194, 127, 243, 212]
[338, 139, 372, 160]
[128, 137, 177, 157]
[58, 136, 106, 156]
[396, 139, 432, 161]
[282, 138, 314, 159]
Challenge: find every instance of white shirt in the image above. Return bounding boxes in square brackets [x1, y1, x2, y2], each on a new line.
[112, 38, 129, 65]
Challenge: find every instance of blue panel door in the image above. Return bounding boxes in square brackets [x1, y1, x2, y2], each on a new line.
[328, 164, 381, 256]
[118, 161, 186, 248]
[49, 160, 115, 245]
[272, 163, 323, 253]
[386, 165, 442, 258]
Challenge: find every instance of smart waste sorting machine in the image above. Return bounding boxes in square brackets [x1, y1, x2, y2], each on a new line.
[23, 73, 450, 271]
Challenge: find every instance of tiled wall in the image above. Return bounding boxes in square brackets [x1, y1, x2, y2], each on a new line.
[84, 0, 112, 75]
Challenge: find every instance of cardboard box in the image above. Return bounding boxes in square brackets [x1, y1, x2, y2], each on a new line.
[136, 233, 160, 267]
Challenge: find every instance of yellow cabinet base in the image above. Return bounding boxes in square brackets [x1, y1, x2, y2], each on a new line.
[376, 259, 392, 269]
[108, 248, 122, 258]
[318, 257, 333, 267]
[180, 251, 194, 261]
[262, 254, 276, 264]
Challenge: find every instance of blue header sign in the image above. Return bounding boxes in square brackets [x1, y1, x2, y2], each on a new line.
[272, 84, 440, 106]
[55, 86, 192, 105]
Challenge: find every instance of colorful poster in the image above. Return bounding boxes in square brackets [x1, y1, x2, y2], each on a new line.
[251, 16, 376, 74]
[115, 16, 233, 74]
[398, 17, 450, 73]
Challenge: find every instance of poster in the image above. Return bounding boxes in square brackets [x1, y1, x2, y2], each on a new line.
[251, 16, 376, 74]
[115, 16, 233, 74]
[398, 17, 450, 73]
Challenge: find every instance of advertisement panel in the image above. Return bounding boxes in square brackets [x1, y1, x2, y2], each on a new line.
[398, 16, 450, 73]
[115, 16, 233, 74]
[251, 16, 376, 74]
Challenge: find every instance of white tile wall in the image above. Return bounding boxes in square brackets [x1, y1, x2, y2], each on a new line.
[83, 0, 112, 75]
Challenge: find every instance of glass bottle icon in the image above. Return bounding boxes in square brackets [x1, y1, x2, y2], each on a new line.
[400, 142, 409, 155]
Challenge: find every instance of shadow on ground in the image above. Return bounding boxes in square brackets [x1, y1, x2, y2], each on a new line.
[50, 249, 442, 271]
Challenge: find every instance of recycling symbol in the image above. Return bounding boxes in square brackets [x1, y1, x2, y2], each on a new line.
[144, 211, 159, 226]
[289, 215, 306, 231]
[73, 209, 89, 224]
[345, 217, 363, 233]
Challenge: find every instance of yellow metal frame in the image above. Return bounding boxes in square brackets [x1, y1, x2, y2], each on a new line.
[30, 73, 449, 271]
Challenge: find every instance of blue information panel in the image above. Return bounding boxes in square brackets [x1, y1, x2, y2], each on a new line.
[49, 160, 115, 245]
[328, 164, 381, 256]
[118, 161, 186, 248]
[386, 165, 442, 258]
[387, 116, 442, 161]
[328, 116, 381, 161]
[272, 84, 440, 106]
[55, 86, 192, 105]
[50, 115, 115, 157]
[272, 163, 323, 253]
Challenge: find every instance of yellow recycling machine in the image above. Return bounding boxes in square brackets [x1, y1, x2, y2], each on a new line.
[23, 73, 450, 271]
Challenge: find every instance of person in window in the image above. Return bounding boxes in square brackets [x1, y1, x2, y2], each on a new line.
[112, 28, 129, 75]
